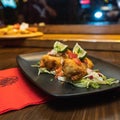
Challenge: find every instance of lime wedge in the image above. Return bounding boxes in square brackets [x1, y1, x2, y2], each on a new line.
[73, 43, 87, 59]
[54, 41, 68, 52]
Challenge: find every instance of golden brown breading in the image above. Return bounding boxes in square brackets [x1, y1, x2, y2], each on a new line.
[82, 57, 94, 69]
[0, 27, 19, 35]
[62, 58, 87, 80]
[40, 55, 62, 71]
[40, 54, 94, 81]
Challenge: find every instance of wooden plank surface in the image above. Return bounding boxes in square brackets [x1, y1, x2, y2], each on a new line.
[1, 34, 120, 51]
[38, 24, 120, 34]
[1, 24, 120, 50]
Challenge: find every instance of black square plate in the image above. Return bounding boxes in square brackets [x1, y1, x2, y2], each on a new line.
[17, 52, 120, 98]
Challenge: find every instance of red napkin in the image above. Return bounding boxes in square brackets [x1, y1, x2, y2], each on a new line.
[0, 68, 52, 115]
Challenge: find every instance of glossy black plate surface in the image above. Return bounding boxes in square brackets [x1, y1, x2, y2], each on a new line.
[17, 52, 120, 98]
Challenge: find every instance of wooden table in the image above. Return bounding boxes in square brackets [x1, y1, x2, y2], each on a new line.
[0, 46, 120, 120]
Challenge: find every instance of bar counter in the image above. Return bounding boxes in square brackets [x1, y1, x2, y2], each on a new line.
[1, 24, 120, 51]
[0, 24, 120, 120]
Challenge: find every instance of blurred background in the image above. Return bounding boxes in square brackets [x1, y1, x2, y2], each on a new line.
[0, 0, 120, 26]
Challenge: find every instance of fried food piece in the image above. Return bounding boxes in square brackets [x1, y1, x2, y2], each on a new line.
[27, 27, 38, 32]
[82, 57, 94, 69]
[0, 23, 38, 36]
[0, 28, 19, 35]
[40, 54, 93, 81]
[0, 28, 6, 35]
[62, 58, 87, 81]
[40, 55, 62, 71]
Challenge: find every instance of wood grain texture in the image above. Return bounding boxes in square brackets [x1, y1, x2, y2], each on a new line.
[0, 47, 120, 120]
[38, 24, 120, 34]
[1, 33, 120, 51]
